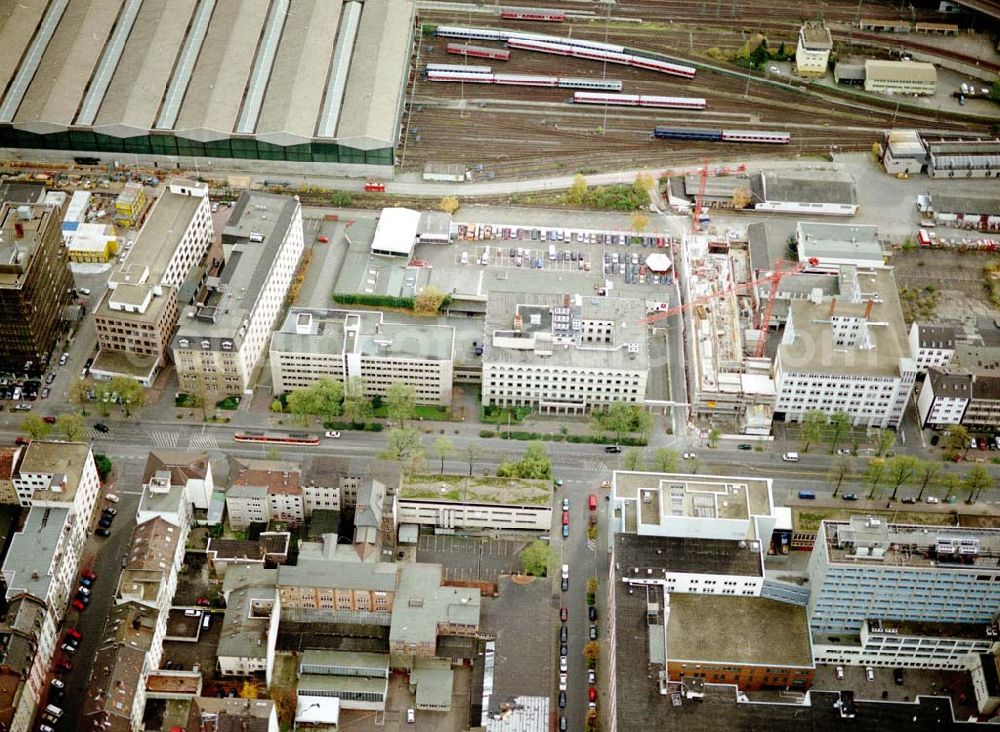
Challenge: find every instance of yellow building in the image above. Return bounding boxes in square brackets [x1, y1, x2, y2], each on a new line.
[114, 182, 146, 227]
[67, 223, 118, 263]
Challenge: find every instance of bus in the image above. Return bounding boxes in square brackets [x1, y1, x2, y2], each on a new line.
[233, 431, 321, 446]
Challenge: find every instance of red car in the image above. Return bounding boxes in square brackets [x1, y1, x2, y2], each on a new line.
[81, 568, 97, 582]
[562, 511, 569, 526]
[318, 236, 330, 243]
[42, 416, 56, 424]
[14, 437, 28, 446]
[195, 597, 211, 607]
[71, 599, 87, 612]
[588, 687, 597, 703]
[588, 494, 597, 511]
[55, 659, 73, 673]
[65, 628, 82, 641]
[560, 607, 567, 622]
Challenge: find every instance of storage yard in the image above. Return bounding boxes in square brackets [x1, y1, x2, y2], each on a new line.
[402, 0, 998, 177]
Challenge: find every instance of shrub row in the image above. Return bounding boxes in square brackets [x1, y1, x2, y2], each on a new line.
[324, 421, 384, 432]
[331, 293, 415, 309]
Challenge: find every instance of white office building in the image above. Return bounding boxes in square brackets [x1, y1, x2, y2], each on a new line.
[916, 367, 971, 428]
[482, 292, 648, 414]
[796, 222, 884, 272]
[270, 308, 455, 405]
[909, 322, 957, 372]
[774, 267, 916, 429]
[173, 191, 304, 394]
[795, 23, 832, 77]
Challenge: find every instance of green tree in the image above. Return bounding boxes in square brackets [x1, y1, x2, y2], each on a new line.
[433, 436, 453, 475]
[414, 286, 447, 315]
[963, 464, 994, 504]
[942, 425, 970, 456]
[20, 414, 51, 441]
[93, 382, 113, 417]
[828, 411, 851, 454]
[829, 456, 852, 497]
[109, 377, 146, 418]
[800, 410, 826, 453]
[707, 427, 721, 448]
[587, 577, 599, 595]
[941, 472, 962, 503]
[57, 413, 86, 442]
[94, 454, 113, 481]
[623, 448, 643, 471]
[341, 377, 372, 424]
[915, 461, 941, 501]
[270, 399, 283, 414]
[497, 441, 551, 479]
[381, 428, 423, 468]
[583, 641, 600, 666]
[865, 459, 886, 499]
[595, 402, 635, 443]
[519, 540, 554, 576]
[885, 455, 919, 501]
[465, 443, 480, 477]
[385, 383, 417, 428]
[568, 174, 588, 205]
[634, 171, 655, 194]
[286, 388, 316, 426]
[311, 377, 344, 423]
[652, 448, 679, 473]
[68, 378, 90, 416]
[875, 429, 897, 457]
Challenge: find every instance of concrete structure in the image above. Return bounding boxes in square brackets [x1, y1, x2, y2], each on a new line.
[664, 593, 815, 691]
[881, 129, 927, 175]
[864, 60, 937, 95]
[301, 455, 402, 517]
[114, 181, 146, 227]
[807, 517, 1000, 635]
[173, 191, 303, 394]
[0, 447, 19, 505]
[0, 442, 100, 730]
[749, 171, 858, 216]
[66, 221, 117, 262]
[795, 23, 833, 77]
[833, 62, 865, 86]
[207, 532, 291, 578]
[916, 367, 971, 428]
[796, 222, 883, 271]
[398, 475, 552, 531]
[141, 449, 214, 512]
[371, 207, 420, 257]
[0, 201, 73, 373]
[925, 138, 1000, 179]
[909, 322, 957, 372]
[482, 292, 648, 414]
[0, 0, 414, 169]
[187, 697, 279, 732]
[217, 583, 280, 685]
[813, 618, 999, 671]
[932, 194, 1000, 232]
[774, 267, 916, 429]
[971, 653, 1000, 716]
[270, 308, 455, 405]
[226, 458, 303, 530]
[93, 179, 213, 385]
[297, 650, 390, 711]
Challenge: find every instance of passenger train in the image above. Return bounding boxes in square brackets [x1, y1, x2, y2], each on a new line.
[573, 91, 706, 109]
[426, 69, 623, 90]
[653, 126, 790, 144]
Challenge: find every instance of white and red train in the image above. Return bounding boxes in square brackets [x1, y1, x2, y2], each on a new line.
[446, 43, 511, 61]
[499, 7, 565, 21]
[434, 25, 697, 79]
[426, 68, 623, 91]
[573, 91, 706, 109]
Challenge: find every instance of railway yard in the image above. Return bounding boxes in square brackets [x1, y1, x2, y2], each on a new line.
[401, 0, 999, 178]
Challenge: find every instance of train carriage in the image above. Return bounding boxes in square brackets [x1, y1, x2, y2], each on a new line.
[427, 70, 495, 83]
[653, 126, 723, 141]
[446, 43, 511, 61]
[494, 73, 559, 86]
[574, 92, 705, 109]
[426, 63, 492, 74]
[720, 129, 790, 144]
[558, 78, 623, 91]
[500, 7, 566, 21]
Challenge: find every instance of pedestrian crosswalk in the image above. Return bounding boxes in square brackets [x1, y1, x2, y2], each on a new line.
[149, 431, 180, 448]
[587, 538, 596, 552]
[85, 428, 109, 441]
[188, 434, 219, 450]
[582, 459, 610, 472]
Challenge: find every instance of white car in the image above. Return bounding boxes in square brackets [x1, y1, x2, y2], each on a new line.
[559, 657, 568, 672]
[682, 452, 696, 460]
[406, 709, 415, 724]
[588, 669, 596, 684]
[836, 448, 852, 455]
[79, 288, 91, 296]
[104, 493, 120, 503]
[926, 496, 940, 504]
[559, 673, 567, 691]
[324, 431, 341, 439]
[866, 667, 875, 682]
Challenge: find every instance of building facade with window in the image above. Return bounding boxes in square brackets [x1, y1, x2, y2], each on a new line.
[909, 322, 957, 372]
[916, 367, 971, 428]
[795, 23, 832, 77]
[481, 293, 648, 414]
[172, 192, 303, 394]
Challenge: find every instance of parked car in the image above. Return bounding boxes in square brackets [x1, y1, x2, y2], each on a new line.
[588, 669, 596, 684]
[562, 511, 569, 526]
[14, 403, 31, 411]
[837, 448, 852, 455]
[60, 643, 77, 654]
[14, 436, 28, 446]
[102, 507, 117, 517]
[50, 679, 64, 690]
[560, 657, 567, 672]
[318, 236, 330, 243]
[835, 666, 844, 680]
[72, 598, 87, 611]
[561, 524, 569, 538]
[558, 691, 566, 709]
[98, 516, 113, 529]
[561, 498, 569, 511]
[588, 687, 597, 703]
[560, 606, 567, 622]
[589, 624, 598, 640]
[95, 528, 111, 538]
[683, 453, 696, 460]
[65, 628, 82, 641]
[55, 660, 73, 673]
[560, 626, 567, 642]
[80, 576, 93, 588]
[105, 493, 120, 503]
[842, 493, 858, 501]
[561, 577, 568, 592]
[930, 434, 940, 446]
[866, 667, 875, 682]
[196, 597, 211, 607]
[901, 496, 915, 504]
[77, 586, 91, 597]
[42, 415, 56, 424]
[604, 445, 622, 454]
[894, 668, 904, 685]
[589, 606, 597, 622]
[94, 422, 109, 433]
[926, 496, 940, 504]
[75, 593, 90, 605]
[737, 444, 752, 451]
[324, 431, 341, 439]
[79, 288, 91, 296]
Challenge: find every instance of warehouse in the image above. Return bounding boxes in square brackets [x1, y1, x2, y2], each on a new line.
[0, 0, 413, 171]
[864, 60, 937, 96]
[931, 194, 1000, 232]
[749, 171, 859, 216]
[880, 129, 927, 175]
[924, 138, 1000, 179]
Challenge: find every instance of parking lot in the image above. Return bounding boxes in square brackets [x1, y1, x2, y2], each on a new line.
[416, 533, 527, 583]
[160, 611, 223, 677]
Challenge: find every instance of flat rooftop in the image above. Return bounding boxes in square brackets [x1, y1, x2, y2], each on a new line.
[824, 517, 1000, 569]
[798, 222, 881, 263]
[615, 533, 763, 578]
[613, 471, 773, 526]
[17, 440, 91, 504]
[2, 505, 69, 600]
[401, 474, 551, 506]
[666, 594, 813, 668]
[755, 171, 857, 206]
[866, 618, 996, 641]
[484, 291, 648, 370]
[0, 202, 60, 289]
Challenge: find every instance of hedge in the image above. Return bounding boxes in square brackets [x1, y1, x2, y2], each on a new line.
[499, 431, 647, 446]
[324, 421, 384, 432]
[331, 293, 415, 309]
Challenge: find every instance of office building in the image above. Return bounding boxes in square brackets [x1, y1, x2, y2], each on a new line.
[93, 180, 213, 385]
[226, 458, 304, 530]
[172, 191, 303, 394]
[774, 267, 917, 429]
[916, 367, 971, 428]
[971, 653, 1000, 716]
[482, 292, 648, 414]
[796, 222, 884, 272]
[807, 517, 1000, 635]
[0, 201, 73, 373]
[909, 322, 957, 372]
[398, 476, 552, 532]
[270, 308, 455, 405]
[864, 60, 937, 95]
[795, 23, 832, 77]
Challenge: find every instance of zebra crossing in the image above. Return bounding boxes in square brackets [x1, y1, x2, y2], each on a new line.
[188, 434, 219, 450]
[149, 431, 180, 449]
[587, 538, 597, 552]
[84, 428, 109, 441]
[582, 459, 610, 472]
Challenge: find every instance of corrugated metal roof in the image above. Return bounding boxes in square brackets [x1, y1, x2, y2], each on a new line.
[235, 0, 290, 135]
[155, 0, 217, 131]
[76, 0, 144, 126]
[93, 0, 198, 137]
[316, 0, 361, 139]
[865, 59, 937, 83]
[0, 0, 70, 125]
[256, 0, 341, 146]
[0, 0, 48, 110]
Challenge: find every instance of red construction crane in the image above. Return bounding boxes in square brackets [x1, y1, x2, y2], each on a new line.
[691, 160, 709, 234]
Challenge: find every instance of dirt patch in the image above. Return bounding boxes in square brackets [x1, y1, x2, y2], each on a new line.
[509, 574, 536, 586]
[892, 248, 1000, 321]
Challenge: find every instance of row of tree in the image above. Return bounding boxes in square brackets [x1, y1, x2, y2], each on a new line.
[829, 454, 995, 504]
[590, 403, 654, 443]
[277, 378, 418, 427]
[796, 410, 895, 455]
[68, 376, 147, 418]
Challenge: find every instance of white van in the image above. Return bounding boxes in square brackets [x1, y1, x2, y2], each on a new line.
[561, 564, 569, 580]
[782, 452, 800, 462]
[460, 252, 469, 265]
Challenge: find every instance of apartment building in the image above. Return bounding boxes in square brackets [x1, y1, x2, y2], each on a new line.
[774, 267, 916, 429]
[172, 191, 304, 395]
[80, 602, 160, 732]
[962, 375, 1000, 431]
[142, 449, 214, 511]
[0, 201, 73, 373]
[482, 292, 648, 414]
[795, 23, 832, 77]
[93, 180, 213, 385]
[207, 532, 291, 578]
[301, 456, 402, 514]
[909, 322, 957, 372]
[971, 653, 1000, 716]
[917, 367, 971, 428]
[226, 459, 304, 530]
[398, 476, 552, 531]
[187, 698, 280, 732]
[0, 447, 18, 504]
[217, 584, 281, 685]
[807, 517, 1000, 635]
[865, 59, 937, 95]
[270, 308, 455, 405]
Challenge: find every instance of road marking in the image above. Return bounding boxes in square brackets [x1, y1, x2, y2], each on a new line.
[85, 428, 109, 440]
[188, 434, 219, 450]
[149, 431, 180, 448]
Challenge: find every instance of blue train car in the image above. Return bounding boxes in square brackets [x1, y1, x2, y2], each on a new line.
[653, 127, 723, 141]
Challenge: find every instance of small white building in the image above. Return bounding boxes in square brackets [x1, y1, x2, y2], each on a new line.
[865, 59, 937, 96]
[909, 322, 957, 372]
[796, 222, 883, 271]
[217, 585, 280, 686]
[917, 368, 971, 428]
[371, 207, 421, 257]
[795, 23, 832, 77]
[881, 129, 927, 175]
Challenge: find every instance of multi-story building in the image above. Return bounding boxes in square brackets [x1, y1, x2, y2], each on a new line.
[142, 449, 214, 512]
[795, 23, 832, 77]
[217, 584, 281, 685]
[482, 292, 648, 414]
[398, 475, 552, 532]
[971, 653, 1000, 716]
[880, 129, 928, 176]
[187, 698, 280, 732]
[774, 267, 917, 429]
[269, 308, 455, 404]
[226, 459, 304, 530]
[0, 201, 73, 373]
[172, 191, 304, 395]
[93, 180, 213, 385]
[301, 456, 402, 514]
[961, 375, 1000, 431]
[297, 650, 390, 712]
[917, 367, 971, 428]
[80, 602, 160, 732]
[796, 222, 884, 272]
[909, 322, 957, 372]
[206, 532, 291, 578]
[113, 181, 147, 227]
[0, 442, 99, 729]
[0, 446, 19, 504]
[864, 59, 937, 95]
[807, 517, 1000, 635]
